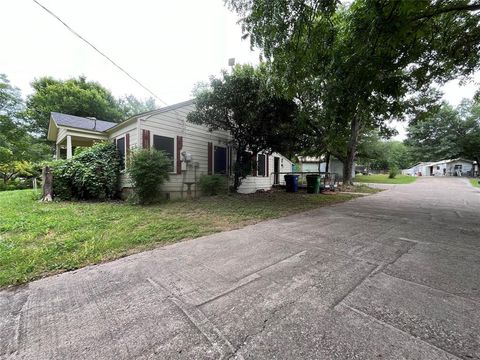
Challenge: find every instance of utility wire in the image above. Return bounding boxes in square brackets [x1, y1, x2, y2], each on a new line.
[32, 0, 169, 106]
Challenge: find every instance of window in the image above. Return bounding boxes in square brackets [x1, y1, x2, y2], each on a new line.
[257, 154, 266, 176]
[153, 134, 174, 172]
[214, 146, 227, 174]
[116, 137, 126, 170]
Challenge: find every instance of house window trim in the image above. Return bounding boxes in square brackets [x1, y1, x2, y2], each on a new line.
[150, 132, 177, 175]
[116, 135, 127, 172]
[213, 144, 228, 175]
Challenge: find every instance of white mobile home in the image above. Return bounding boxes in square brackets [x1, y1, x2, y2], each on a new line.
[429, 159, 475, 176]
[402, 159, 475, 177]
[47, 100, 292, 198]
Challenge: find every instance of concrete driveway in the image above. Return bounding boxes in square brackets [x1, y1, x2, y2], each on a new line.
[1, 177, 479, 359]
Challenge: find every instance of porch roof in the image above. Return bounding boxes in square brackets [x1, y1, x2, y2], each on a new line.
[47, 112, 118, 142]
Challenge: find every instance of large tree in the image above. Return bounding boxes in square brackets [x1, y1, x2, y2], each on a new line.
[405, 103, 464, 162]
[25, 76, 124, 137]
[0, 74, 49, 184]
[187, 64, 300, 190]
[117, 95, 157, 118]
[406, 98, 480, 167]
[227, 0, 480, 183]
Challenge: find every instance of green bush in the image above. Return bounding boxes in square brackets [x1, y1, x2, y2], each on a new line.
[0, 178, 35, 191]
[51, 142, 120, 200]
[128, 149, 171, 204]
[198, 174, 228, 196]
[388, 166, 399, 179]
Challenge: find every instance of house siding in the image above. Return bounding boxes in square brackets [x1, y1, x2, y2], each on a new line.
[123, 103, 232, 198]
[237, 152, 292, 194]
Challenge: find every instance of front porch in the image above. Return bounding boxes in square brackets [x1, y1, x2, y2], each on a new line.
[55, 129, 109, 159]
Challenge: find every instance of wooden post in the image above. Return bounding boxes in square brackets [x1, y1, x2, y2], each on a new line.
[66, 135, 73, 159]
[41, 166, 53, 202]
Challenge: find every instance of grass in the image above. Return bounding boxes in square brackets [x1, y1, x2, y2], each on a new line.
[470, 178, 480, 188]
[0, 189, 359, 287]
[338, 184, 383, 194]
[354, 173, 417, 184]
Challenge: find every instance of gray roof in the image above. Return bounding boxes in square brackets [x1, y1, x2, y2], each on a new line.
[51, 112, 117, 132]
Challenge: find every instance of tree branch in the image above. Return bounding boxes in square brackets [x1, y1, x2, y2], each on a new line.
[414, 3, 480, 20]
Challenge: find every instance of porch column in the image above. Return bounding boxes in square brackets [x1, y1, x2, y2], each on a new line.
[66, 135, 73, 159]
[55, 143, 60, 160]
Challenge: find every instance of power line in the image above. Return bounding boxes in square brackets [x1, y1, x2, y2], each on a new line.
[32, 0, 169, 106]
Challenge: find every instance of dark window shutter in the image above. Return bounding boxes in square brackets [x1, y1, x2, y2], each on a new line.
[176, 136, 183, 174]
[208, 142, 213, 175]
[125, 133, 130, 156]
[265, 154, 269, 177]
[258, 154, 266, 176]
[142, 129, 150, 149]
[252, 154, 257, 177]
[116, 137, 126, 170]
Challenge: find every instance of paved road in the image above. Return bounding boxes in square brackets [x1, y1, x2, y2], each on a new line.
[1, 177, 480, 359]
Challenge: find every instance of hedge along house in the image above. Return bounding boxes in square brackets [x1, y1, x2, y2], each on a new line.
[47, 100, 292, 198]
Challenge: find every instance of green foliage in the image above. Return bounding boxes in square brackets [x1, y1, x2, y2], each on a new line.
[25, 76, 124, 137]
[406, 98, 480, 165]
[128, 149, 171, 204]
[0, 74, 50, 184]
[357, 133, 412, 171]
[198, 174, 228, 196]
[24, 76, 160, 139]
[188, 64, 299, 190]
[227, 0, 480, 184]
[51, 142, 120, 200]
[388, 166, 399, 179]
[117, 95, 157, 118]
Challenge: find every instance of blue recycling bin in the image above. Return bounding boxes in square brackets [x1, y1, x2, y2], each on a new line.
[284, 174, 299, 193]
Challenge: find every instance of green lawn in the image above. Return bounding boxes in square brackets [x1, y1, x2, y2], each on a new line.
[338, 184, 383, 194]
[470, 178, 480, 188]
[0, 189, 359, 287]
[354, 174, 417, 184]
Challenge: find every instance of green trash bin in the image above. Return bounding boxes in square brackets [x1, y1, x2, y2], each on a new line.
[306, 174, 321, 194]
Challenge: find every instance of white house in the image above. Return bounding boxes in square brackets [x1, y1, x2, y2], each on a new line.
[47, 100, 292, 198]
[402, 159, 475, 177]
[429, 159, 475, 176]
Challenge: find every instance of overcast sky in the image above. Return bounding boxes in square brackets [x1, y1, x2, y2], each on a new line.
[1, 0, 479, 139]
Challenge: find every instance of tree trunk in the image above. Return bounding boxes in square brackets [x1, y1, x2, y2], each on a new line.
[325, 152, 331, 173]
[41, 166, 53, 202]
[343, 117, 360, 185]
[233, 150, 243, 191]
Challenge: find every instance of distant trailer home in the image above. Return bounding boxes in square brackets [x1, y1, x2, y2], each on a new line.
[402, 159, 475, 177]
[47, 100, 292, 198]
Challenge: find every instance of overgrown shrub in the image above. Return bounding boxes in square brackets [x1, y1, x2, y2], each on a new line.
[51, 142, 120, 200]
[388, 166, 399, 179]
[0, 178, 35, 191]
[128, 149, 171, 204]
[198, 174, 228, 196]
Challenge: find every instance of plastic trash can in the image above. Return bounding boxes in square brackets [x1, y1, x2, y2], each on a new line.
[306, 174, 321, 194]
[284, 174, 299, 193]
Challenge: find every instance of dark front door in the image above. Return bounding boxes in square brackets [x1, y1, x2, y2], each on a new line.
[274, 157, 280, 184]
